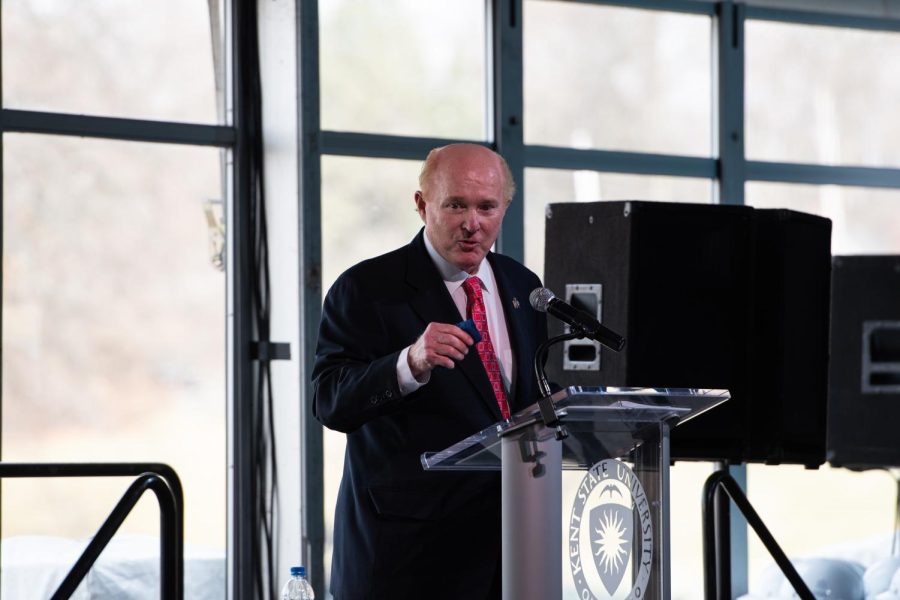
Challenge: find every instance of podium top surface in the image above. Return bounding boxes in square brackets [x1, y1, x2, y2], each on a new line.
[421, 386, 729, 471]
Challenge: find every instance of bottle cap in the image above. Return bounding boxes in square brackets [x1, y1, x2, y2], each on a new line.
[290, 566, 305, 577]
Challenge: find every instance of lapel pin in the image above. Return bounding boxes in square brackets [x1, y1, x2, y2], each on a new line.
[512, 297, 520, 309]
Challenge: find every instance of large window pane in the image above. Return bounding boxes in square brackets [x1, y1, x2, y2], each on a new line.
[668, 463, 718, 600]
[524, 1, 712, 156]
[524, 167, 712, 278]
[320, 155, 423, 596]
[747, 21, 900, 168]
[2, 0, 224, 123]
[319, 0, 486, 139]
[746, 465, 895, 597]
[746, 182, 900, 254]
[2, 134, 226, 593]
[321, 156, 424, 288]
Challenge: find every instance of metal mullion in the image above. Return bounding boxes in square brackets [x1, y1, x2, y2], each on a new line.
[745, 6, 900, 33]
[0, 109, 236, 147]
[549, 0, 716, 16]
[298, 0, 325, 594]
[524, 145, 717, 179]
[492, 0, 525, 261]
[714, 0, 746, 205]
[747, 160, 900, 189]
[713, 2, 749, 596]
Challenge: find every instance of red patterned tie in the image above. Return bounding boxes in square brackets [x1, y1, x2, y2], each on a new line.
[463, 277, 511, 420]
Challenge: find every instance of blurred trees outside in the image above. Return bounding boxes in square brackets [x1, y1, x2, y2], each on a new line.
[1, 0, 226, 548]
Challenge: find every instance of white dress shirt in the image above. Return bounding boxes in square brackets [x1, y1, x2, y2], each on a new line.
[397, 233, 514, 396]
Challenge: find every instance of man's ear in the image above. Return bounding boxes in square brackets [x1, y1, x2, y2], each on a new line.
[414, 191, 427, 222]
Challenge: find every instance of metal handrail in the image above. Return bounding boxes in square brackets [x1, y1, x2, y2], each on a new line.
[703, 469, 814, 600]
[0, 463, 184, 599]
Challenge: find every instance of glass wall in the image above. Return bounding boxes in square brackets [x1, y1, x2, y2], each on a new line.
[1, 1, 228, 595]
[524, 1, 712, 156]
[746, 20, 900, 168]
[2, 135, 225, 543]
[2, 0, 222, 123]
[319, 0, 486, 139]
[320, 156, 424, 286]
[311, 1, 900, 598]
[743, 15, 900, 597]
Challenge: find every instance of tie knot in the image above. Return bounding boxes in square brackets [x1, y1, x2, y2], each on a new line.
[463, 276, 483, 299]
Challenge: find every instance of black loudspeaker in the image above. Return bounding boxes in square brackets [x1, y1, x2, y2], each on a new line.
[827, 256, 900, 469]
[748, 208, 832, 464]
[543, 201, 831, 466]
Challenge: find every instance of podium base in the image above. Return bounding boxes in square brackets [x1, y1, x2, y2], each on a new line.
[501, 430, 562, 600]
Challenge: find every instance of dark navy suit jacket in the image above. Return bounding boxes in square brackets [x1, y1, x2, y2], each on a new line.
[312, 230, 548, 599]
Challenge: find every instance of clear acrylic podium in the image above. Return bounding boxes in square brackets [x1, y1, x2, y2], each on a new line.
[422, 386, 729, 600]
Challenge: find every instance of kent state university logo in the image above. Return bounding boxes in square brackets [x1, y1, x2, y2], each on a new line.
[568, 459, 653, 599]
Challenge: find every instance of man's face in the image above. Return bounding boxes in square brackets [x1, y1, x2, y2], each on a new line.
[415, 147, 509, 274]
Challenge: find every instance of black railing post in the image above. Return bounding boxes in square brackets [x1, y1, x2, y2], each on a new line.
[0, 463, 184, 600]
[703, 470, 815, 600]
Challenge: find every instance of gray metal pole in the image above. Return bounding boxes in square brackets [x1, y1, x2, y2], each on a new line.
[297, 0, 325, 593]
[501, 430, 562, 600]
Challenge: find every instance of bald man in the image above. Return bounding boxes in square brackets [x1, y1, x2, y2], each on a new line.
[313, 144, 548, 599]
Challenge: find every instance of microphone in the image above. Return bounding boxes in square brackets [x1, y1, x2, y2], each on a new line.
[529, 287, 626, 352]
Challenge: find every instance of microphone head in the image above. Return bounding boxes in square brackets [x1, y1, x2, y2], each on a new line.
[529, 287, 556, 313]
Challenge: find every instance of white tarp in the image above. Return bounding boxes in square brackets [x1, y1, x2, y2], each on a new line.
[1, 535, 225, 599]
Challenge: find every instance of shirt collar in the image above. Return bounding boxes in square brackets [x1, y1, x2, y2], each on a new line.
[423, 229, 495, 296]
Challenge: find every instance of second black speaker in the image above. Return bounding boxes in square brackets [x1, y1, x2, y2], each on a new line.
[543, 200, 831, 466]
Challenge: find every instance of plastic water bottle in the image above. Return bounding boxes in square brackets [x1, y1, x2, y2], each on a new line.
[281, 566, 315, 600]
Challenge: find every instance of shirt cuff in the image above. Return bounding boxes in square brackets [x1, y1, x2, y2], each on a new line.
[397, 346, 430, 396]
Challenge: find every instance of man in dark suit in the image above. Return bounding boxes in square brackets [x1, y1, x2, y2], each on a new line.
[312, 143, 548, 599]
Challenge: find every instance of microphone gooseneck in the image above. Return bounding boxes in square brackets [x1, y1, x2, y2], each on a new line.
[529, 287, 626, 440]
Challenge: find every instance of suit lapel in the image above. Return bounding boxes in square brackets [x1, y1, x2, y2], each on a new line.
[405, 231, 503, 421]
[405, 231, 463, 325]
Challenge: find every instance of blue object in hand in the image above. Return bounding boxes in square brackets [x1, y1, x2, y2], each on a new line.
[456, 319, 482, 344]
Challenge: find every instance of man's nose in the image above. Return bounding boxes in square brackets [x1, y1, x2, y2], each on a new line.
[462, 209, 480, 232]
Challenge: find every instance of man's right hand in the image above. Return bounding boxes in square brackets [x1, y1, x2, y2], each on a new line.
[407, 322, 475, 380]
